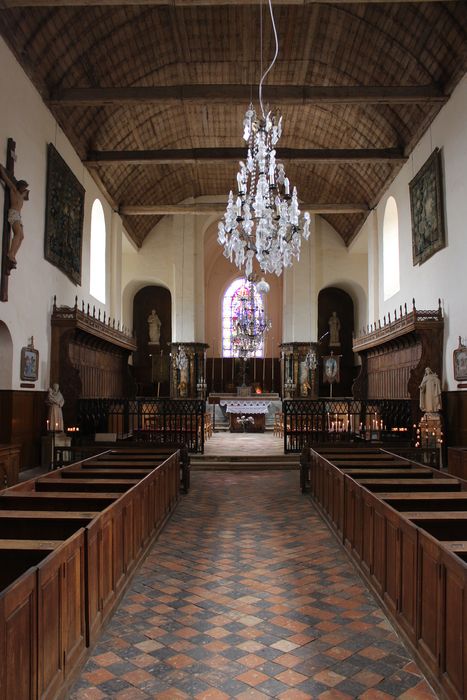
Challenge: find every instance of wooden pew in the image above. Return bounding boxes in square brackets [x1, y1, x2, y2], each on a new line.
[0, 492, 120, 511]
[356, 478, 461, 492]
[0, 529, 87, 700]
[59, 467, 154, 479]
[309, 446, 467, 700]
[35, 478, 139, 492]
[0, 448, 182, 700]
[341, 467, 433, 479]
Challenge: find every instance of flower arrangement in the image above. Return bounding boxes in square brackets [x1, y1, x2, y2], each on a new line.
[236, 415, 255, 432]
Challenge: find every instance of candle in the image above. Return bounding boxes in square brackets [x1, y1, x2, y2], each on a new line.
[254, 357, 256, 382]
[262, 357, 265, 387]
[46, 419, 50, 432]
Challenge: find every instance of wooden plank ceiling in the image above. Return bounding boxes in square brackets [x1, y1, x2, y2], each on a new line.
[0, 1, 466, 247]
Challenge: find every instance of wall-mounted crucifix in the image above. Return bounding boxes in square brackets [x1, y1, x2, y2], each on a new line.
[1, 138, 30, 302]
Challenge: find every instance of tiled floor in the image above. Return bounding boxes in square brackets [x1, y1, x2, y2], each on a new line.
[203, 432, 285, 457]
[70, 471, 438, 700]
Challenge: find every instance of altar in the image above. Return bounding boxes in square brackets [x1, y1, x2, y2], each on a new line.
[219, 399, 271, 433]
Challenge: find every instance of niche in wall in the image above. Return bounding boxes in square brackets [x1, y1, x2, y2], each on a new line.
[133, 286, 172, 396]
[318, 287, 356, 397]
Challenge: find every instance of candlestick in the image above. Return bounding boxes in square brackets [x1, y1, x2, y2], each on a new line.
[211, 340, 215, 385]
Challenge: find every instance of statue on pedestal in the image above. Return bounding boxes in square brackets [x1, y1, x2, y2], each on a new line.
[147, 309, 161, 344]
[419, 367, 442, 413]
[46, 383, 65, 432]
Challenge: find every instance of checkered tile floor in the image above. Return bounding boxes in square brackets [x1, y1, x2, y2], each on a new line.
[70, 471, 438, 699]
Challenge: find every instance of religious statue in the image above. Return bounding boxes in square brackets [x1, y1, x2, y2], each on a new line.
[419, 367, 442, 413]
[46, 383, 65, 432]
[328, 311, 341, 347]
[0, 163, 30, 273]
[147, 309, 161, 344]
[299, 360, 310, 397]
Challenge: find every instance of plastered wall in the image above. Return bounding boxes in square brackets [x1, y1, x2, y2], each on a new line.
[0, 38, 124, 391]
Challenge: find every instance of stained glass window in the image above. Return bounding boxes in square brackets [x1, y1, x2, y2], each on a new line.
[222, 278, 265, 357]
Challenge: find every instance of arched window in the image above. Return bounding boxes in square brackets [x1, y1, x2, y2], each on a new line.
[383, 196, 400, 300]
[89, 199, 106, 303]
[222, 278, 266, 357]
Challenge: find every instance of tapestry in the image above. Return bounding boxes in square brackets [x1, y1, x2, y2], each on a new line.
[409, 148, 445, 266]
[44, 143, 84, 284]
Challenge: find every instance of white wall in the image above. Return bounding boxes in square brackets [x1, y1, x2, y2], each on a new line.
[121, 210, 209, 341]
[353, 74, 467, 390]
[283, 215, 368, 342]
[0, 38, 123, 391]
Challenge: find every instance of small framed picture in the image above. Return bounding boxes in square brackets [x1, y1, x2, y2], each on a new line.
[323, 354, 340, 384]
[20, 346, 39, 382]
[453, 338, 467, 383]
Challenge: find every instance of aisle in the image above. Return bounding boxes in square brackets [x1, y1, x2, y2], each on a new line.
[70, 472, 436, 700]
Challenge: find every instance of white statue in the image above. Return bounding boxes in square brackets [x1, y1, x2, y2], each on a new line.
[328, 311, 341, 346]
[419, 367, 442, 413]
[147, 309, 161, 344]
[46, 383, 65, 432]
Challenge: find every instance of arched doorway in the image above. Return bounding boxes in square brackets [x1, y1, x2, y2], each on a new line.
[318, 288, 356, 397]
[132, 286, 172, 396]
[0, 321, 13, 390]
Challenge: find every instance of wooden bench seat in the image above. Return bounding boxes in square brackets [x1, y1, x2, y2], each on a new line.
[343, 467, 432, 478]
[334, 460, 410, 467]
[60, 468, 153, 479]
[0, 511, 97, 540]
[0, 493, 119, 511]
[0, 539, 62, 550]
[443, 541, 467, 552]
[356, 478, 461, 492]
[381, 493, 467, 511]
[35, 478, 139, 492]
[85, 459, 162, 468]
[410, 516, 467, 541]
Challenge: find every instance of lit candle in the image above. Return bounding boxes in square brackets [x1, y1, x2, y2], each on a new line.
[46, 419, 50, 432]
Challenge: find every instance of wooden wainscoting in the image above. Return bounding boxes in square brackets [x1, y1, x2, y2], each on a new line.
[0, 390, 47, 471]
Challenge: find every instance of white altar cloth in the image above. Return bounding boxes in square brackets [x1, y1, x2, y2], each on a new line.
[220, 400, 271, 415]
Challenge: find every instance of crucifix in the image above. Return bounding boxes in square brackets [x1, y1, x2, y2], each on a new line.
[1, 138, 30, 301]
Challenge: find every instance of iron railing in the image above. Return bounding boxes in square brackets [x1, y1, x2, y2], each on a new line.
[283, 398, 416, 453]
[78, 398, 205, 453]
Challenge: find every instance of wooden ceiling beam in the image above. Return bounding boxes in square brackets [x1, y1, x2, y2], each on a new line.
[48, 84, 447, 107]
[1, 0, 460, 6]
[86, 147, 407, 165]
[119, 203, 369, 215]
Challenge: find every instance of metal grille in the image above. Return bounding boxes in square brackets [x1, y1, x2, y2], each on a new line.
[283, 398, 416, 453]
[78, 398, 205, 453]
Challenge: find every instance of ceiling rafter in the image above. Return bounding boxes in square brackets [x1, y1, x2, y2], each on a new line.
[48, 84, 448, 107]
[119, 203, 370, 215]
[85, 147, 408, 165]
[0, 0, 462, 6]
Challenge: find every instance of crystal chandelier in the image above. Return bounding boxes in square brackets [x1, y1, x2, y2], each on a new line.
[217, 0, 311, 278]
[231, 278, 271, 358]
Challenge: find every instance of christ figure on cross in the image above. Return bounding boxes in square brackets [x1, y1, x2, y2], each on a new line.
[0, 163, 30, 271]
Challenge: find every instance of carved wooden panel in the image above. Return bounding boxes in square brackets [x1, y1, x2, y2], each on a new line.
[366, 343, 422, 399]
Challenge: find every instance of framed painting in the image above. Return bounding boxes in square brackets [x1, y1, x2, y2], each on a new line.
[44, 143, 85, 284]
[409, 148, 445, 266]
[453, 337, 467, 382]
[323, 354, 340, 384]
[20, 346, 39, 381]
